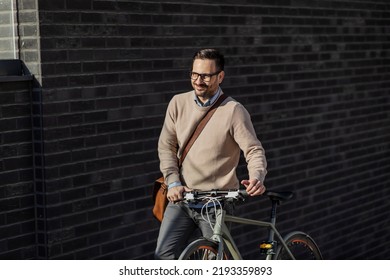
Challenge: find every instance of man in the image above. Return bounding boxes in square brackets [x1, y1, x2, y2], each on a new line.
[155, 49, 267, 259]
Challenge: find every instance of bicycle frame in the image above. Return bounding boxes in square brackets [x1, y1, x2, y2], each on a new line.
[210, 207, 296, 260]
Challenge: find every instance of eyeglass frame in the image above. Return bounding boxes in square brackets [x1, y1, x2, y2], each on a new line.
[189, 70, 222, 82]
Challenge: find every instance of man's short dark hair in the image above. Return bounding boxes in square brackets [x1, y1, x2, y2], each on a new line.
[192, 49, 225, 71]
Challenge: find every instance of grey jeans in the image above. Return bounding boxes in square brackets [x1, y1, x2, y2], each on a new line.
[154, 201, 217, 260]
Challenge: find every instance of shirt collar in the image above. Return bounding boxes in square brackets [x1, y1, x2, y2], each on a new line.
[194, 87, 222, 107]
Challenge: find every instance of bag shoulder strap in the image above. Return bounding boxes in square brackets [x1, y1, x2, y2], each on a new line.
[179, 94, 228, 166]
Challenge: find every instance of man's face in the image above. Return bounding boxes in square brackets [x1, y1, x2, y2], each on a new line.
[191, 59, 225, 102]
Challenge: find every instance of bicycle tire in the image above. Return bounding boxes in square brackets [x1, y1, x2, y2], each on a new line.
[274, 231, 323, 260]
[178, 239, 229, 260]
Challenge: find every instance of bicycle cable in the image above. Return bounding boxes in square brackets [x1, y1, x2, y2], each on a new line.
[200, 196, 223, 230]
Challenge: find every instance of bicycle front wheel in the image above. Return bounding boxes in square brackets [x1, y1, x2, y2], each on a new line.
[178, 239, 228, 260]
[275, 231, 323, 260]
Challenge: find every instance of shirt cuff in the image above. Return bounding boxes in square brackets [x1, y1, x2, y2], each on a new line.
[168, 181, 182, 189]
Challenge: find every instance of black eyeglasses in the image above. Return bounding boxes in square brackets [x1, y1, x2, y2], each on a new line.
[189, 71, 221, 82]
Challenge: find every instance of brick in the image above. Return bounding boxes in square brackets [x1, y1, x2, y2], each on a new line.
[74, 222, 99, 237]
[66, 0, 92, 10]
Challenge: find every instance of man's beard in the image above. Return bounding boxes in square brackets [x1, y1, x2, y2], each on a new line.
[194, 83, 213, 99]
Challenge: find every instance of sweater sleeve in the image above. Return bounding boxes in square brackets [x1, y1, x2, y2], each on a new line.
[231, 103, 267, 183]
[158, 98, 181, 185]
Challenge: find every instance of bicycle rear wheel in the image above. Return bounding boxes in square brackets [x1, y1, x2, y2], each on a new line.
[178, 239, 228, 260]
[275, 231, 323, 260]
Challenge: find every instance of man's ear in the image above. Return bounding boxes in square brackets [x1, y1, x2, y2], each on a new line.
[218, 70, 225, 84]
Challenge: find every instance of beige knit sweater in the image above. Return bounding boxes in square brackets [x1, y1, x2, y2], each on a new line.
[158, 90, 267, 191]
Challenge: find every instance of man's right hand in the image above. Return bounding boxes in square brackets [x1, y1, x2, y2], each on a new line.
[167, 186, 191, 202]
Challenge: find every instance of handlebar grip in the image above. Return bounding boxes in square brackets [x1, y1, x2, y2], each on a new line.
[238, 189, 249, 197]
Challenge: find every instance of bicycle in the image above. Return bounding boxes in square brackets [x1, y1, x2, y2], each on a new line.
[178, 189, 323, 260]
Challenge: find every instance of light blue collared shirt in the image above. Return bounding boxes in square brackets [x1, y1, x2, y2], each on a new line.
[168, 87, 222, 189]
[193, 87, 222, 107]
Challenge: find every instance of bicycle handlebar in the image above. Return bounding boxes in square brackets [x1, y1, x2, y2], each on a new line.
[182, 189, 248, 203]
[182, 189, 295, 204]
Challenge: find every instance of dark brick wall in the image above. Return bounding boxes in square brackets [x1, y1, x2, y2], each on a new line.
[1, 0, 389, 259]
[0, 0, 42, 260]
[0, 77, 35, 259]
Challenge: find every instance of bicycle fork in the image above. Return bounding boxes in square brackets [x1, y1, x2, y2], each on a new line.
[211, 209, 242, 260]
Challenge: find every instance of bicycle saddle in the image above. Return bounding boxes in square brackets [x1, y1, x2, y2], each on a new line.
[265, 191, 294, 203]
